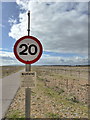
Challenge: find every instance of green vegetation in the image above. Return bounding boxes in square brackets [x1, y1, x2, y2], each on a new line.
[66, 96, 79, 103]
[46, 112, 60, 118]
[54, 86, 65, 94]
[6, 110, 24, 118]
[37, 78, 88, 117]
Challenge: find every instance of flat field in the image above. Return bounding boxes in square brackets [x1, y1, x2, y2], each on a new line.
[4, 66, 89, 118]
[0, 66, 24, 78]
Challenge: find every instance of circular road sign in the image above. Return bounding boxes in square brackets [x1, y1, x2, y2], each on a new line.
[14, 36, 43, 64]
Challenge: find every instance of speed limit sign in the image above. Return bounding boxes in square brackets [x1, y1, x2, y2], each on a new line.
[14, 36, 43, 64]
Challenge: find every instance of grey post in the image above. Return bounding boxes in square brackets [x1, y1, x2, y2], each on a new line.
[25, 11, 31, 118]
[25, 87, 31, 118]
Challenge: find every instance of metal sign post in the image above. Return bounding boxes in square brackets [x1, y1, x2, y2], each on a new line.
[25, 11, 31, 119]
[26, 11, 31, 71]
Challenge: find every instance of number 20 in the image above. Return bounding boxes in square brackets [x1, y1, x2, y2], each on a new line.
[19, 44, 37, 55]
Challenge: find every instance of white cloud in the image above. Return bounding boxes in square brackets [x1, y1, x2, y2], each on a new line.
[7, 1, 88, 65]
[8, 18, 17, 26]
[38, 0, 89, 2]
[8, 2, 88, 55]
[0, 51, 22, 66]
[0, 50, 88, 66]
[36, 53, 88, 65]
[0, 51, 14, 57]
[1, 0, 89, 2]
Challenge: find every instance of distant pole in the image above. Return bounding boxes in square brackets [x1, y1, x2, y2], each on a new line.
[25, 11, 31, 119]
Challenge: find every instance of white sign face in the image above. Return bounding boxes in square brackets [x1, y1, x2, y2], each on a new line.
[17, 39, 40, 61]
[20, 72, 36, 88]
[14, 36, 43, 64]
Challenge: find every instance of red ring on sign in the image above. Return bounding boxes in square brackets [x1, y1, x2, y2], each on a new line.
[14, 36, 43, 64]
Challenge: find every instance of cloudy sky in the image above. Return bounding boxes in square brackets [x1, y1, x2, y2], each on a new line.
[0, 0, 88, 66]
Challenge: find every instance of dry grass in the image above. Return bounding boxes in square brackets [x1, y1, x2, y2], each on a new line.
[0, 66, 24, 78]
[5, 65, 89, 118]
